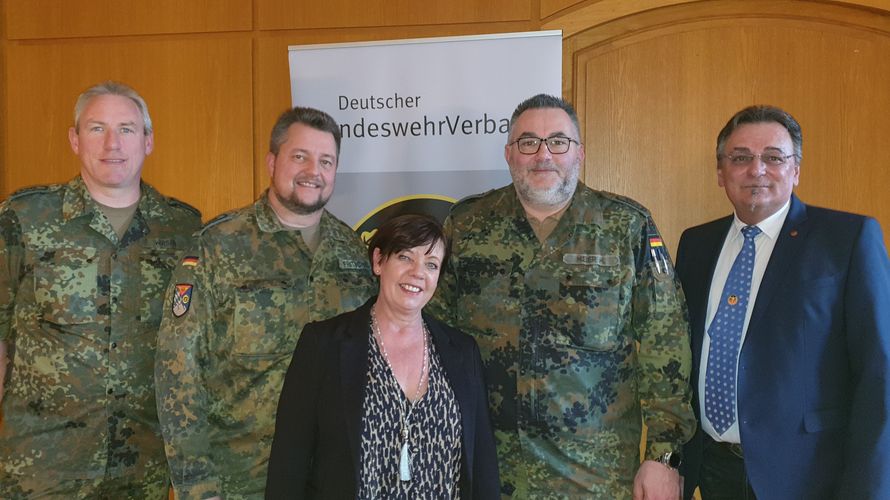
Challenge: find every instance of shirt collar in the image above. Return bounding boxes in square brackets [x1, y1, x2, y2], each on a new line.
[730, 199, 791, 241]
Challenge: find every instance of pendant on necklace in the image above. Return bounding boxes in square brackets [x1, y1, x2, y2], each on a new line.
[399, 441, 412, 481]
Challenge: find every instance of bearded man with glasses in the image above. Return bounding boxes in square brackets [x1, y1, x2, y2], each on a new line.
[429, 93, 695, 499]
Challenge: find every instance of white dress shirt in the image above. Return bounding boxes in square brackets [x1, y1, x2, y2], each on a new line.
[699, 200, 791, 443]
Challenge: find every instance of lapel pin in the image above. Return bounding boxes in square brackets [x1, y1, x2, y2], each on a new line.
[790, 229, 799, 237]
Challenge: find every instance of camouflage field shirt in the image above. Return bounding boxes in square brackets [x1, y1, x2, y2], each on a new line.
[430, 183, 695, 498]
[0, 176, 201, 482]
[154, 192, 375, 500]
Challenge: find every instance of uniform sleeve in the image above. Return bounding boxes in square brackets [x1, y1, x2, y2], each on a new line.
[837, 217, 890, 496]
[0, 206, 23, 343]
[631, 217, 696, 460]
[426, 214, 457, 326]
[154, 239, 222, 499]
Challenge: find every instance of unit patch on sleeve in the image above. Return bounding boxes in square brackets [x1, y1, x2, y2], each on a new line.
[172, 284, 194, 317]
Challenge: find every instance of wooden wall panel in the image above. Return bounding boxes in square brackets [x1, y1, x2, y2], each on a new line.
[548, 0, 694, 36]
[0, 1, 7, 196]
[541, 0, 585, 19]
[256, 0, 532, 30]
[555, 0, 890, 252]
[4, 36, 255, 219]
[5, 0, 252, 39]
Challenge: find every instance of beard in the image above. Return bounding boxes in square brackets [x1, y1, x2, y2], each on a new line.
[271, 179, 332, 216]
[511, 160, 579, 208]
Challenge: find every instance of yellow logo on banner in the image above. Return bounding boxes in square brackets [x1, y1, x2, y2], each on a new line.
[354, 194, 457, 244]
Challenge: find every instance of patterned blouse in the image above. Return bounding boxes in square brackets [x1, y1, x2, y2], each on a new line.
[358, 327, 463, 499]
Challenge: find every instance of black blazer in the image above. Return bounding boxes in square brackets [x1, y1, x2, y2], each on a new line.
[266, 298, 500, 499]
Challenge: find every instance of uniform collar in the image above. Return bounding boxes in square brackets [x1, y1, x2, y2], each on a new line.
[61, 176, 163, 222]
[255, 190, 352, 245]
[256, 190, 295, 233]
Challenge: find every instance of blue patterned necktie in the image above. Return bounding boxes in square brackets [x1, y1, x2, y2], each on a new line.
[705, 225, 761, 435]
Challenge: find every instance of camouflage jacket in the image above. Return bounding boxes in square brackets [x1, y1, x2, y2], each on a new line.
[429, 183, 695, 498]
[0, 176, 201, 482]
[154, 192, 375, 500]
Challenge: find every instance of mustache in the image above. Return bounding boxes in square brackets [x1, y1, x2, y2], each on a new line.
[292, 175, 325, 186]
[530, 161, 557, 170]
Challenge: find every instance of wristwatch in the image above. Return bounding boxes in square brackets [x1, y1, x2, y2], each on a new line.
[657, 451, 682, 469]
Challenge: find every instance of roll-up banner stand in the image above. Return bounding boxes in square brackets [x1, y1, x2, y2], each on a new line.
[288, 30, 562, 240]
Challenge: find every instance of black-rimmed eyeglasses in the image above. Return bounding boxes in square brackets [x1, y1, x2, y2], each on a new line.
[509, 136, 580, 155]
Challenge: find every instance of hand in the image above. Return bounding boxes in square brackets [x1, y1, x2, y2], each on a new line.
[633, 459, 681, 500]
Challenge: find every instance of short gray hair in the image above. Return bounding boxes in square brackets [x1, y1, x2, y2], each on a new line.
[73, 81, 153, 134]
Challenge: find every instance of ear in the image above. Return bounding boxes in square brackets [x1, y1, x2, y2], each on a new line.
[68, 127, 79, 154]
[372, 247, 384, 272]
[717, 165, 726, 187]
[791, 162, 800, 187]
[266, 152, 277, 178]
[576, 142, 585, 163]
[144, 132, 154, 156]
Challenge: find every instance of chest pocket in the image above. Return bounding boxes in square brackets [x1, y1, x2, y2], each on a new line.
[554, 265, 626, 350]
[139, 248, 180, 325]
[310, 264, 373, 315]
[457, 257, 518, 337]
[231, 280, 300, 357]
[33, 247, 98, 325]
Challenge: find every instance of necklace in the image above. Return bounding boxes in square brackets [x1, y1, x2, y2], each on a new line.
[370, 305, 429, 482]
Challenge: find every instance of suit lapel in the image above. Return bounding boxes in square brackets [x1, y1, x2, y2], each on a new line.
[747, 195, 809, 331]
[690, 218, 733, 366]
[340, 300, 373, 482]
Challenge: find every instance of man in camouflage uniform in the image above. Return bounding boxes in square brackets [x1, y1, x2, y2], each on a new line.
[0, 81, 202, 498]
[430, 94, 696, 499]
[154, 106, 375, 500]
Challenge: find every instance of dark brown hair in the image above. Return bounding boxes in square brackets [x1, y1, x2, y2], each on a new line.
[269, 106, 341, 156]
[367, 214, 449, 269]
[509, 93, 581, 140]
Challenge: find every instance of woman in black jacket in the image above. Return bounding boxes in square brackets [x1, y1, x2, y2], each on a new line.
[266, 214, 499, 499]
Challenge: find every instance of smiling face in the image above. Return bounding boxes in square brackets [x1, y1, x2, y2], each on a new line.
[505, 107, 584, 212]
[266, 122, 338, 217]
[68, 94, 153, 195]
[373, 241, 445, 317]
[717, 121, 800, 224]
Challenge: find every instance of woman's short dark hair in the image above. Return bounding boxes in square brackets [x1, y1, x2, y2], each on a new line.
[367, 214, 449, 269]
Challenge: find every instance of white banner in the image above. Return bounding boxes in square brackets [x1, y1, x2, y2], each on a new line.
[288, 31, 562, 234]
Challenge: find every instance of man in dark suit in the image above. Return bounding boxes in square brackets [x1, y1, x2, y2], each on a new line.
[676, 105, 890, 499]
